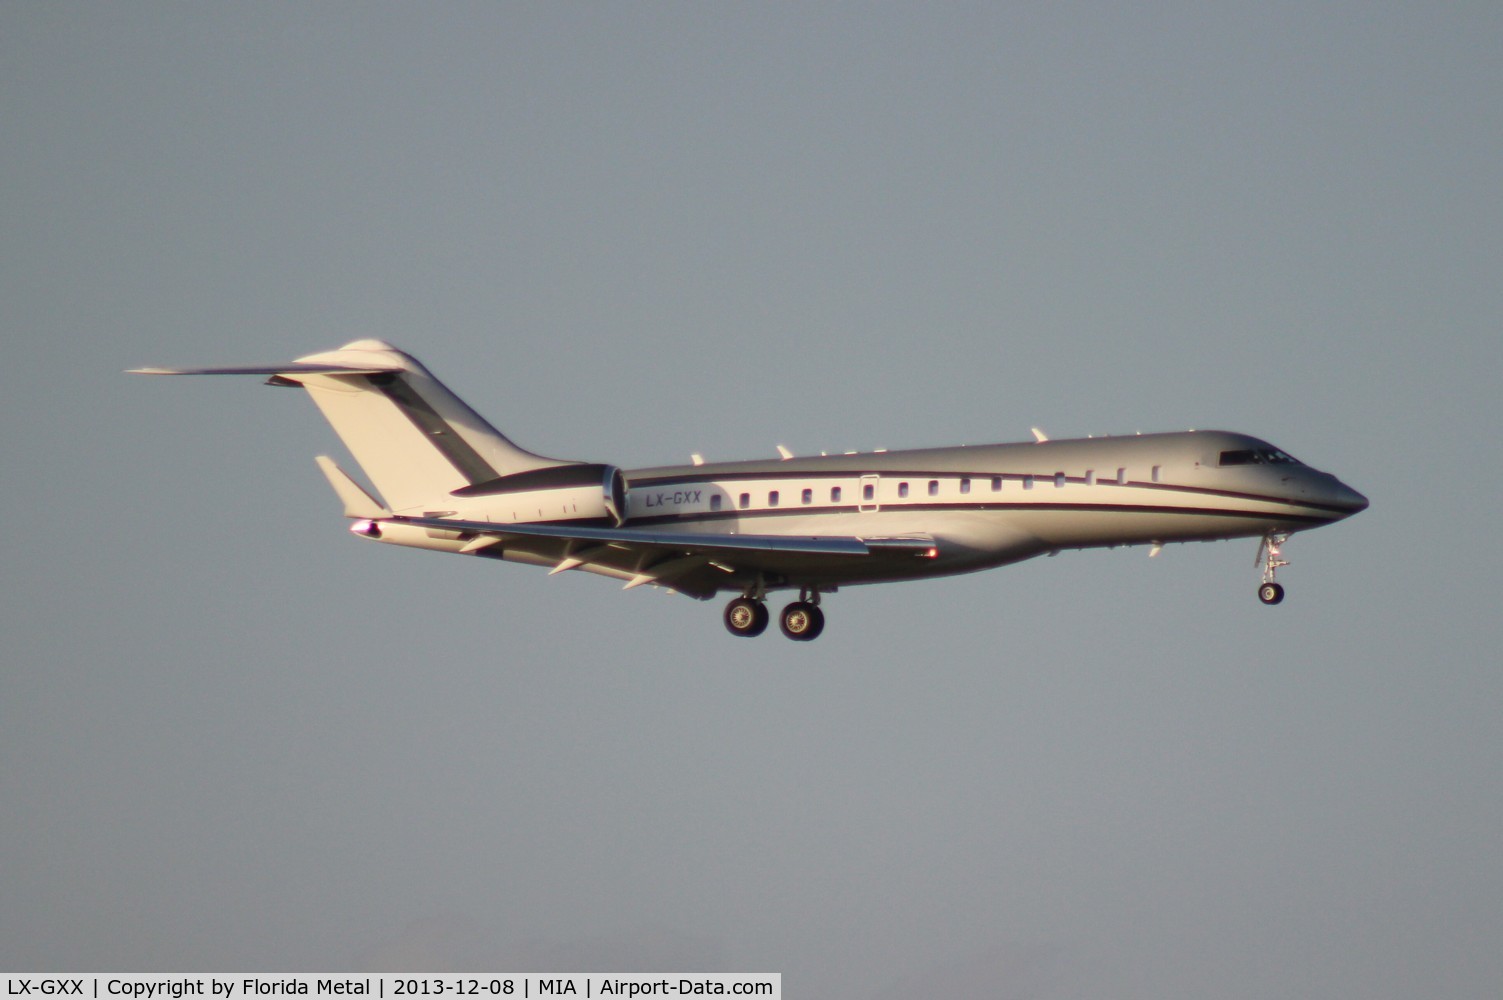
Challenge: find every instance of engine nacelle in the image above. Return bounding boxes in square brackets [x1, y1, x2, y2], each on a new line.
[449, 463, 628, 527]
[601, 464, 629, 526]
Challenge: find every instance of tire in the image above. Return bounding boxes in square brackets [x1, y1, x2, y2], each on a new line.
[724, 597, 769, 637]
[779, 601, 825, 641]
[1258, 582, 1285, 605]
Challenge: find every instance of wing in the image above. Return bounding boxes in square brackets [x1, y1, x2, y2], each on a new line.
[388, 515, 938, 598]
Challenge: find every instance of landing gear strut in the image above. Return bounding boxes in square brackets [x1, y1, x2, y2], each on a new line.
[1257, 532, 1290, 605]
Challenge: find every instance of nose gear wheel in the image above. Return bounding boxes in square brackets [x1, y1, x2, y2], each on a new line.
[1256, 533, 1291, 605]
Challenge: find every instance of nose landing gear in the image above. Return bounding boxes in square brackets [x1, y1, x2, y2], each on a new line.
[1256, 532, 1290, 605]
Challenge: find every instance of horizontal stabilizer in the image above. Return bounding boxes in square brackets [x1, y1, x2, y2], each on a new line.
[127, 363, 401, 376]
[315, 456, 390, 519]
[131, 341, 578, 513]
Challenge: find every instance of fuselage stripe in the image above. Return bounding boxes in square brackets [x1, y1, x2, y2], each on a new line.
[366, 374, 500, 485]
[623, 501, 1336, 529]
[626, 471, 1352, 515]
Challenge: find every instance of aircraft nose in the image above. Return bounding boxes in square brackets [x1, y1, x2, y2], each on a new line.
[1327, 479, 1369, 516]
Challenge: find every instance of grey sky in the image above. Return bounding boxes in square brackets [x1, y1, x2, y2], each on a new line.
[3, 4, 1500, 997]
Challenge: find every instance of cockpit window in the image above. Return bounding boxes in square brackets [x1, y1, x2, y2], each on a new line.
[1219, 448, 1301, 467]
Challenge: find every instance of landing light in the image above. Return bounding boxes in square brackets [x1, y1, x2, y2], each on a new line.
[350, 519, 382, 539]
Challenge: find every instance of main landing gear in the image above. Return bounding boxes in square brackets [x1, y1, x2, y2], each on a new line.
[778, 598, 825, 641]
[723, 596, 770, 637]
[724, 588, 826, 641]
[1257, 532, 1290, 605]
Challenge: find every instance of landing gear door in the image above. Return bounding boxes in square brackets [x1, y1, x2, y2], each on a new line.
[859, 474, 880, 513]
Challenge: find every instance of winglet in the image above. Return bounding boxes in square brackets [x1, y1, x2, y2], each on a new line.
[315, 456, 390, 519]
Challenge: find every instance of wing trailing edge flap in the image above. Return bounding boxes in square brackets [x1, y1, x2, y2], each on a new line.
[621, 554, 713, 591]
[539, 546, 718, 598]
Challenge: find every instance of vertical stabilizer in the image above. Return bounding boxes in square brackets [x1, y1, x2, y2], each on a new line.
[286, 340, 574, 512]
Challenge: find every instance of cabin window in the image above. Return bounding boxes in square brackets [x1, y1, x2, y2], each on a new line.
[1023, 475, 1034, 490]
[739, 492, 750, 510]
[1152, 465, 1162, 483]
[831, 485, 843, 503]
[1116, 468, 1127, 485]
[863, 483, 875, 501]
[1085, 470, 1096, 486]
[711, 494, 722, 512]
[898, 482, 909, 498]
[801, 488, 813, 505]
[991, 476, 1002, 492]
[1054, 472, 1066, 488]
[960, 478, 971, 494]
[928, 480, 939, 496]
[768, 490, 780, 507]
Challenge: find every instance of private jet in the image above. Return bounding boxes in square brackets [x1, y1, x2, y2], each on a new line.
[132, 340, 1368, 640]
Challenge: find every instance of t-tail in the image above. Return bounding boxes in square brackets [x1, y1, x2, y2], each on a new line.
[130, 339, 587, 514]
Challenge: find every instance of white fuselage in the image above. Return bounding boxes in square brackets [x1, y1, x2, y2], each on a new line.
[387, 429, 1367, 593]
[134, 341, 1368, 633]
